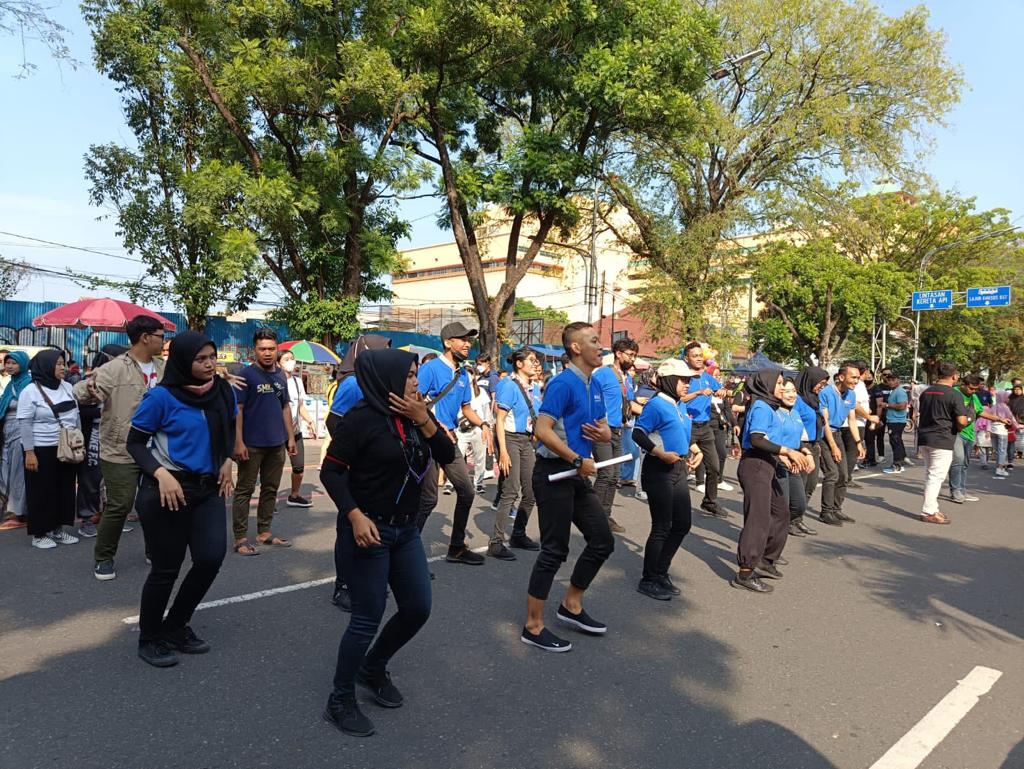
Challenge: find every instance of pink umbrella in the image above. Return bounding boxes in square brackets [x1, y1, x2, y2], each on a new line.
[32, 298, 177, 333]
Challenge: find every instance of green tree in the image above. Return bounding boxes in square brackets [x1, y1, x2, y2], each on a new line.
[0, 256, 29, 300]
[83, 0, 428, 341]
[605, 0, 962, 344]
[513, 298, 568, 327]
[749, 239, 912, 366]
[395, 0, 718, 357]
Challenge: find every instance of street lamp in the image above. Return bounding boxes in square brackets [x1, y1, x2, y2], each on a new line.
[910, 227, 1016, 382]
[709, 47, 768, 80]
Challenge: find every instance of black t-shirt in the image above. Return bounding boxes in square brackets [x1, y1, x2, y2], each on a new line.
[917, 383, 968, 450]
[871, 384, 893, 419]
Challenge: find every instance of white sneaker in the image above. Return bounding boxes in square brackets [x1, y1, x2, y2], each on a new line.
[695, 483, 706, 493]
[994, 468, 1009, 478]
[50, 529, 79, 545]
[718, 481, 734, 492]
[635, 490, 648, 501]
[32, 536, 57, 549]
[482, 470, 495, 480]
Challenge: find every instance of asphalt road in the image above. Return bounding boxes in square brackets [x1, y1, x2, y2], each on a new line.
[1, 442, 1021, 769]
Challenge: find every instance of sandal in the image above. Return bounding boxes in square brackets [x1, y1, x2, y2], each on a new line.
[920, 512, 951, 525]
[234, 539, 261, 556]
[0, 516, 26, 531]
[257, 534, 292, 548]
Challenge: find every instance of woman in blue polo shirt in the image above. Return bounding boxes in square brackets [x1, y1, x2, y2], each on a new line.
[126, 332, 237, 668]
[631, 359, 703, 601]
[734, 368, 812, 594]
[773, 379, 814, 559]
[791, 367, 829, 536]
[490, 347, 542, 560]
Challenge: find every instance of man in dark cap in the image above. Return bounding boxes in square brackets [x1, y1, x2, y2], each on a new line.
[415, 322, 491, 565]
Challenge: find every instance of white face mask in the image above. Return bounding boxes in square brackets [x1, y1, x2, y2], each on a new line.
[282, 359, 297, 373]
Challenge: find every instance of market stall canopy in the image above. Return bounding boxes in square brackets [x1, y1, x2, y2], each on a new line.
[279, 340, 341, 364]
[729, 351, 797, 376]
[32, 298, 176, 333]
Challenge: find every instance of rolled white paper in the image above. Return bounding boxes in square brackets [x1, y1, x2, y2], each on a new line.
[547, 454, 632, 481]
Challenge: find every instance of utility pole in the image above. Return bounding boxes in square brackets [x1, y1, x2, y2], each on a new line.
[597, 271, 607, 340]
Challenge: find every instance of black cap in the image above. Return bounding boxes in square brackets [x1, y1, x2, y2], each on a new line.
[440, 321, 478, 340]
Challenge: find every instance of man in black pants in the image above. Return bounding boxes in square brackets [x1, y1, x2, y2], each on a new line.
[522, 322, 614, 653]
[680, 342, 727, 518]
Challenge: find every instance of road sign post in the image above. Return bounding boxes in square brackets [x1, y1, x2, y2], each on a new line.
[965, 286, 1012, 308]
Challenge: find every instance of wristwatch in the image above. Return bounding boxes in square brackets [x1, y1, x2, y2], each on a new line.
[571, 455, 584, 470]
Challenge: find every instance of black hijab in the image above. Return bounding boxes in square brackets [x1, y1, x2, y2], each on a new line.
[159, 331, 236, 469]
[796, 366, 829, 411]
[658, 375, 683, 402]
[29, 349, 65, 390]
[354, 348, 431, 477]
[745, 367, 783, 409]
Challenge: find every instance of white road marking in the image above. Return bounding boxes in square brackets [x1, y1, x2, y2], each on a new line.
[120, 546, 490, 625]
[868, 665, 1003, 769]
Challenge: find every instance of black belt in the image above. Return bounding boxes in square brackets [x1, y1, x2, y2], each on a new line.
[692, 420, 710, 427]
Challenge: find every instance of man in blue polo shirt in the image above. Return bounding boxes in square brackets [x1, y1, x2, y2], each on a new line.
[816, 364, 865, 526]
[415, 322, 491, 566]
[591, 337, 639, 534]
[522, 322, 614, 653]
[680, 341, 727, 518]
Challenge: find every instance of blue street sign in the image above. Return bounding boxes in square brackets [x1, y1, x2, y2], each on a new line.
[912, 289, 953, 311]
[965, 285, 1012, 308]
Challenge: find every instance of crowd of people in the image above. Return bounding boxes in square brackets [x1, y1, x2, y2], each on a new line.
[0, 315, 1021, 738]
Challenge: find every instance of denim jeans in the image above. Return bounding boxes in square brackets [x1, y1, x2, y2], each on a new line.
[948, 435, 974, 494]
[992, 432, 1009, 466]
[620, 423, 639, 481]
[331, 520, 431, 699]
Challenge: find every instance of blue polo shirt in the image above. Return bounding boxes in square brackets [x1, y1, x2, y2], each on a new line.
[536, 365, 606, 460]
[592, 366, 634, 429]
[235, 364, 290, 447]
[742, 399, 782, 449]
[329, 376, 363, 416]
[635, 393, 693, 454]
[776, 406, 805, 450]
[685, 371, 722, 422]
[418, 356, 471, 430]
[496, 377, 533, 434]
[132, 387, 238, 475]
[885, 386, 909, 423]
[819, 383, 852, 430]
[794, 395, 821, 441]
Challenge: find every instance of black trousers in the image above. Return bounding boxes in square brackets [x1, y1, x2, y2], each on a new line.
[801, 441, 821, 505]
[777, 465, 807, 521]
[695, 427, 729, 485]
[736, 452, 789, 569]
[691, 422, 720, 505]
[841, 427, 859, 476]
[136, 474, 227, 644]
[416, 441, 474, 549]
[24, 445, 76, 537]
[592, 428, 623, 516]
[819, 430, 849, 515]
[888, 423, 907, 465]
[528, 458, 614, 601]
[865, 422, 885, 463]
[640, 459, 692, 582]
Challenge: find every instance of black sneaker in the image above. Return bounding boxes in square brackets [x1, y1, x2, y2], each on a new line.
[509, 534, 540, 551]
[731, 571, 774, 593]
[161, 625, 211, 654]
[138, 640, 179, 668]
[656, 574, 681, 595]
[356, 666, 404, 708]
[835, 510, 856, 523]
[520, 626, 572, 653]
[818, 512, 844, 526]
[700, 502, 728, 518]
[487, 543, 516, 561]
[332, 585, 352, 613]
[475, 484, 486, 493]
[755, 562, 784, 580]
[323, 695, 375, 737]
[555, 604, 607, 635]
[788, 522, 806, 537]
[287, 495, 313, 508]
[446, 546, 485, 565]
[795, 519, 818, 536]
[94, 560, 116, 581]
[637, 579, 672, 601]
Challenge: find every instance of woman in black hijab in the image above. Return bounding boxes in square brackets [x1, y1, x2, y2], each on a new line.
[126, 332, 237, 668]
[320, 348, 455, 738]
[790, 366, 829, 536]
[734, 368, 812, 593]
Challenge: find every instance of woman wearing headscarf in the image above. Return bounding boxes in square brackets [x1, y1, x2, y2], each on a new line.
[319, 348, 454, 738]
[1009, 384, 1024, 462]
[774, 378, 814, 560]
[733, 368, 812, 593]
[0, 350, 31, 530]
[17, 349, 82, 548]
[126, 332, 237, 668]
[791, 366, 830, 537]
[631, 359, 703, 601]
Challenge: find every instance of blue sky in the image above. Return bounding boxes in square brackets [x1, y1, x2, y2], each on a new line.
[0, 0, 1021, 307]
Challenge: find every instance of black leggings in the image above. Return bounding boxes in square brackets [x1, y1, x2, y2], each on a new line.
[640, 459, 692, 582]
[136, 475, 227, 644]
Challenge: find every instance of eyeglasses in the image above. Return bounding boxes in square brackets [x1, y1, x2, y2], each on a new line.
[147, 332, 165, 340]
